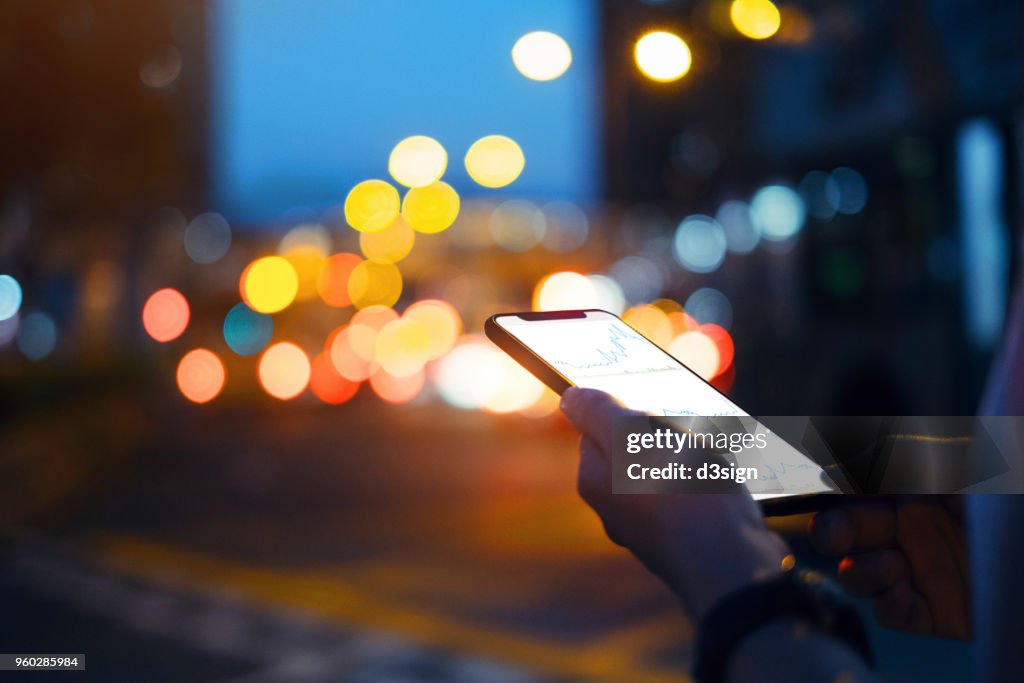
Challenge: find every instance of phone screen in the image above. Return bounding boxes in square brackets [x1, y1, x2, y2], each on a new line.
[494, 310, 837, 498]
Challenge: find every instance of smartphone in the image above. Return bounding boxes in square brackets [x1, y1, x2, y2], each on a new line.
[486, 309, 841, 514]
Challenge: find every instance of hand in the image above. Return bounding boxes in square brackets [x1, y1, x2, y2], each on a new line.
[560, 387, 791, 620]
[809, 497, 969, 639]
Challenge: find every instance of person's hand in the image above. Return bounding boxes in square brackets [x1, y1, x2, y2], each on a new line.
[560, 387, 791, 620]
[809, 497, 969, 639]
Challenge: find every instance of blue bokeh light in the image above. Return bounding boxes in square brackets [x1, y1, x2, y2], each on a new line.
[224, 302, 274, 356]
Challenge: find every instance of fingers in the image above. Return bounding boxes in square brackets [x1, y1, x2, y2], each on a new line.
[897, 502, 970, 639]
[576, 435, 611, 508]
[560, 388, 636, 455]
[836, 549, 910, 596]
[809, 501, 897, 555]
[873, 580, 934, 635]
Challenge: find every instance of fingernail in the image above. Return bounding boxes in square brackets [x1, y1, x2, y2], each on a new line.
[560, 388, 580, 417]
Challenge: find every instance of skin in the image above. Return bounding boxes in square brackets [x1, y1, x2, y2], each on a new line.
[809, 497, 970, 640]
[561, 387, 878, 683]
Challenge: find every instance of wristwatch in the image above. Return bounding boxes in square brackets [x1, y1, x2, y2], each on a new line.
[692, 567, 873, 683]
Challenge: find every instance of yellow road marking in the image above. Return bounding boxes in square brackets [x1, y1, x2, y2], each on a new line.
[91, 535, 690, 683]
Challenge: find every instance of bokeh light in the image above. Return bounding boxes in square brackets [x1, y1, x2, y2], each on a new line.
[0, 313, 18, 347]
[281, 247, 327, 303]
[223, 302, 274, 356]
[347, 259, 403, 309]
[375, 318, 431, 377]
[329, 326, 375, 382]
[511, 31, 572, 81]
[465, 135, 526, 188]
[0, 274, 23, 321]
[749, 185, 806, 241]
[673, 215, 727, 273]
[587, 274, 627, 315]
[480, 353, 546, 414]
[343, 306, 400, 366]
[623, 304, 674, 347]
[611, 256, 664, 304]
[309, 352, 359, 405]
[241, 256, 299, 313]
[730, 0, 781, 40]
[401, 181, 460, 234]
[533, 271, 598, 311]
[433, 337, 496, 409]
[403, 299, 462, 360]
[701, 323, 735, 376]
[716, 200, 760, 254]
[370, 366, 425, 404]
[278, 223, 331, 257]
[317, 253, 362, 307]
[184, 212, 232, 264]
[258, 342, 311, 400]
[359, 216, 415, 263]
[832, 167, 869, 214]
[490, 199, 546, 251]
[799, 170, 841, 220]
[142, 288, 190, 342]
[541, 201, 589, 252]
[176, 348, 226, 404]
[685, 287, 733, 330]
[634, 31, 692, 83]
[389, 135, 448, 188]
[668, 331, 720, 380]
[17, 311, 57, 361]
[345, 179, 401, 233]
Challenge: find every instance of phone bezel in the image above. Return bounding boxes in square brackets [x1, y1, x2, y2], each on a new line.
[485, 309, 836, 515]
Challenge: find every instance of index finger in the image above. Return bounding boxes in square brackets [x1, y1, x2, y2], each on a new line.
[560, 388, 638, 455]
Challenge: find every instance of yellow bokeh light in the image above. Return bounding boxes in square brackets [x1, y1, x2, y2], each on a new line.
[344, 179, 401, 233]
[634, 31, 692, 82]
[359, 216, 415, 263]
[668, 331, 720, 380]
[511, 31, 572, 81]
[258, 342, 311, 400]
[401, 181, 460, 234]
[241, 256, 299, 314]
[533, 271, 598, 311]
[388, 135, 447, 188]
[464, 135, 526, 188]
[347, 259, 403, 309]
[403, 299, 461, 360]
[283, 246, 326, 302]
[730, 0, 781, 40]
[622, 305, 673, 348]
[375, 318, 431, 378]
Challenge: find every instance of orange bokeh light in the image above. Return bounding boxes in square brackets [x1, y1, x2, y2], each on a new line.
[176, 348, 225, 403]
[258, 342, 311, 400]
[369, 366, 424, 404]
[317, 253, 362, 307]
[701, 323, 735, 377]
[309, 351, 359, 405]
[329, 326, 375, 381]
[142, 288, 190, 342]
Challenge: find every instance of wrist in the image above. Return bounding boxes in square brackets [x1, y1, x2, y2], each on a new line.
[662, 519, 791, 621]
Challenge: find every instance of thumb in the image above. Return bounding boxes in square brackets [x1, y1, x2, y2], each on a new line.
[560, 388, 639, 455]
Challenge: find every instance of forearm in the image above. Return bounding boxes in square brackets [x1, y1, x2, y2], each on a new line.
[727, 617, 879, 683]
